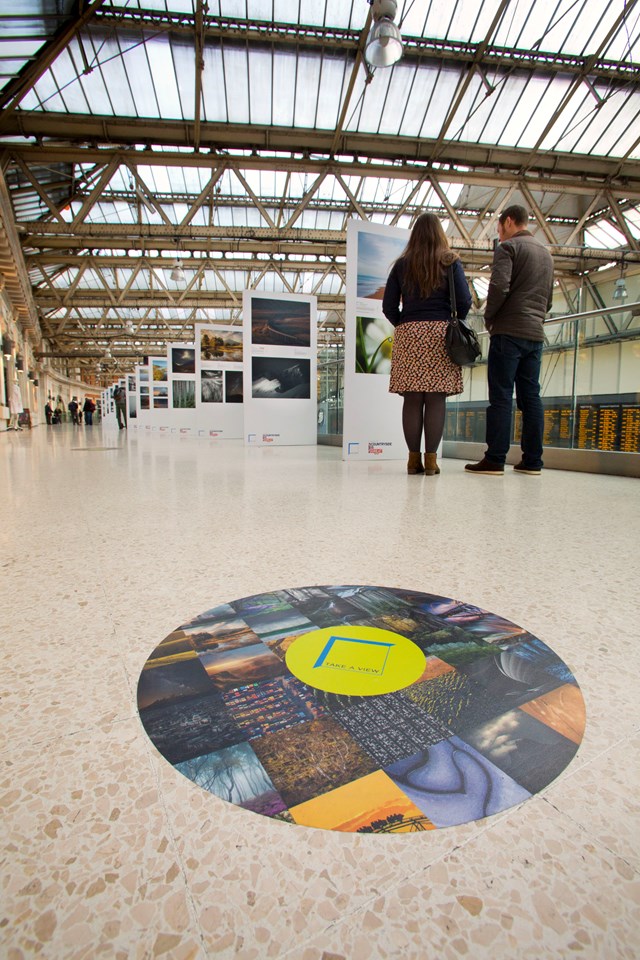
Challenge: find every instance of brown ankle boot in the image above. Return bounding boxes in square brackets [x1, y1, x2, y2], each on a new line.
[424, 453, 440, 476]
[407, 451, 424, 474]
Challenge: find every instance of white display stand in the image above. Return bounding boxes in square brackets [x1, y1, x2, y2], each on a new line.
[101, 385, 119, 428]
[242, 290, 317, 446]
[166, 342, 197, 436]
[126, 373, 138, 426]
[194, 324, 243, 439]
[342, 219, 408, 461]
[134, 364, 151, 431]
[147, 356, 171, 433]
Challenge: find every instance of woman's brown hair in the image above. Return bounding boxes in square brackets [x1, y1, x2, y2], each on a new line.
[397, 212, 458, 298]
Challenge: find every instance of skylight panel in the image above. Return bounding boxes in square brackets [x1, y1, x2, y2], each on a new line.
[377, 65, 417, 136]
[248, 47, 273, 125]
[417, 67, 460, 139]
[48, 47, 90, 113]
[143, 165, 172, 194]
[272, 52, 296, 127]
[571, 92, 640, 159]
[222, 47, 250, 124]
[219, 0, 252, 20]
[84, 36, 137, 116]
[146, 37, 183, 120]
[622, 205, 640, 240]
[584, 220, 627, 248]
[361, 66, 393, 134]
[500, 75, 567, 150]
[297, 0, 331, 28]
[167, 38, 198, 120]
[28, 66, 66, 112]
[316, 54, 349, 130]
[323, 0, 355, 30]
[435, 0, 497, 44]
[294, 52, 322, 128]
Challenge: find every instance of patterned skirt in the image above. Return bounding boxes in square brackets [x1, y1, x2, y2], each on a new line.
[389, 320, 463, 396]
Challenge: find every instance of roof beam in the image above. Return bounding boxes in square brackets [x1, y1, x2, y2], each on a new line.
[6, 143, 640, 199]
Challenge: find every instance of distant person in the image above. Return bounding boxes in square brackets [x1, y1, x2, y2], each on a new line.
[383, 211, 472, 476]
[44, 400, 53, 425]
[54, 397, 64, 424]
[7, 380, 23, 430]
[465, 204, 554, 477]
[113, 384, 127, 429]
[83, 396, 95, 426]
[68, 396, 79, 425]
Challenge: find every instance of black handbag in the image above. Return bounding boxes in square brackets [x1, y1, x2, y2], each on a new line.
[445, 265, 481, 366]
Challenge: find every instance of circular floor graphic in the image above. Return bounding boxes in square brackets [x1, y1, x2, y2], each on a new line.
[137, 586, 586, 833]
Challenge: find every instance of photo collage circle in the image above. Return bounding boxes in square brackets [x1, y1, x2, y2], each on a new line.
[137, 586, 586, 833]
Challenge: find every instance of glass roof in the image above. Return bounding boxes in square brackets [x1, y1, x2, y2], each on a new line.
[1, 0, 638, 374]
[4, 0, 638, 160]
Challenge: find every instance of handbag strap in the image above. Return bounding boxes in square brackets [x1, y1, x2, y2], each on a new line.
[447, 264, 458, 321]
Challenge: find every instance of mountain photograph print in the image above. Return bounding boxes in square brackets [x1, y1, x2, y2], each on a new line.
[250, 297, 311, 348]
[200, 328, 243, 363]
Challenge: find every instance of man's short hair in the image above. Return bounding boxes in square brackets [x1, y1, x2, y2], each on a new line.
[499, 204, 529, 227]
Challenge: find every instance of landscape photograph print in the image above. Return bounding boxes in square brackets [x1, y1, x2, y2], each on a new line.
[356, 230, 405, 300]
[173, 379, 196, 409]
[201, 370, 223, 403]
[153, 385, 169, 408]
[251, 357, 311, 399]
[152, 358, 168, 381]
[251, 297, 311, 348]
[225, 370, 243, 403]
[171, 347, 196, 375]
[200, 328, 243, 363]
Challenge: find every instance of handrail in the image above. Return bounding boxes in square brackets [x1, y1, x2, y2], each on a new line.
[546, 301, 640, 323]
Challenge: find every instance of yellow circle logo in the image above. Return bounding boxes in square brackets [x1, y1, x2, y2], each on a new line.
[285, 625, 426, 696]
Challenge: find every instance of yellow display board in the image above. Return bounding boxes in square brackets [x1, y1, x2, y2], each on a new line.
[285, 625, 426, 696]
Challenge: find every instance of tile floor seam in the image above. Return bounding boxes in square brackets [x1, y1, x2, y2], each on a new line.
[148, 743, 214, 960]
[277, 822, 508, 959]
[0, 713, 142, 761]
[538, 795, 640, 876]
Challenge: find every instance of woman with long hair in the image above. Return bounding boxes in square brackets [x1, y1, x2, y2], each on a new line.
[383, 212, 472, 475]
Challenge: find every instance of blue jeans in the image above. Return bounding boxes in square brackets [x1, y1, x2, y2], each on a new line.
[486, 335, 544, 468]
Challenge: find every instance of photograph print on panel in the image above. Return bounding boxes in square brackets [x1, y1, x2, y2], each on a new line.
[201, 370, 223, 403]
[171, 347, 196, 375]
[251, 357, 311, 399]
[173, 379, 196, 409]
[250, 296, 311, 348]
[200, 327, 243, 363]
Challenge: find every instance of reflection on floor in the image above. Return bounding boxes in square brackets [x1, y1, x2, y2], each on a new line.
[1, 424, 639, 959]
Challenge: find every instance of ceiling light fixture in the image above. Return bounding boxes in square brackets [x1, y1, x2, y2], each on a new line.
[170, 258, 186, 283]
[613, 277, 628, 301]
[365, 0, 403, 68]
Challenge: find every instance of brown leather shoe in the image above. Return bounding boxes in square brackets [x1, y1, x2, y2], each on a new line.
[465, 457, 504, 475]
[407, 451, 424, 474]
[424, 453, 440, 476]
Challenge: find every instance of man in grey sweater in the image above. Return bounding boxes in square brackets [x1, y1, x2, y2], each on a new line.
[465, 204, 554, 476]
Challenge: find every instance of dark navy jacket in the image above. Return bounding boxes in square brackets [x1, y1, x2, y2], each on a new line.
[382, 257, 472, 326]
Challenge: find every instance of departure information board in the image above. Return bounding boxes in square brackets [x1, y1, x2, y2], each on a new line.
[447, 394, 640, 453]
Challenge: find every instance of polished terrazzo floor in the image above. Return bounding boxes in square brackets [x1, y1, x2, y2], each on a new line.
[1, 423, 639, 959]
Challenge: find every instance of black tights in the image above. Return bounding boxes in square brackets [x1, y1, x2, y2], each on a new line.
[402, 391, 447, 454]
